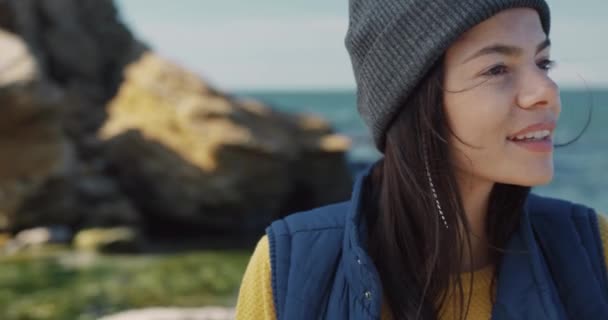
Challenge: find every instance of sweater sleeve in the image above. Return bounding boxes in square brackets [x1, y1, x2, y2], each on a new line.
[596, 212, 608, 271]
[235, 235, 277, 320]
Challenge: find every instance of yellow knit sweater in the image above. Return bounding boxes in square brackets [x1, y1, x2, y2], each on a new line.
[236, 213, 608, 320]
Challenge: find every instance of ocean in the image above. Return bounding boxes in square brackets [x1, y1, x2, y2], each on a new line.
[237, 89, 608, 212]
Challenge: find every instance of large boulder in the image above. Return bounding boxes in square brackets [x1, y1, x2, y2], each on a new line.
[100, 53, 353, 231]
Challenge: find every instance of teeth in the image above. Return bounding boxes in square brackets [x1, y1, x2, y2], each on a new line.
[511, 130, 551, 141]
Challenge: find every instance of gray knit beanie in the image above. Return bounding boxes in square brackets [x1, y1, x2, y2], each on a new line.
[345, 0, 551, 151]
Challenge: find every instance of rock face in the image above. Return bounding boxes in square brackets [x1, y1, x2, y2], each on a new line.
[0, 6, 141, 232]
[0, 0, 353, 236]
[0, 28, 77, 230]
[99, 53, 352, 230]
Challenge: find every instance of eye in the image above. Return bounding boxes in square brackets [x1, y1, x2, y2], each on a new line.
[483, 64, 508, 77]
[537, 59, 556, 71]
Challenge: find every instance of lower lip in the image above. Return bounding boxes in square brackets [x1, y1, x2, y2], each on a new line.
[507, 137, 553, 152]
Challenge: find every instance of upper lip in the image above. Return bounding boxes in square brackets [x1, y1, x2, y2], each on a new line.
[507, 121, 557, 139]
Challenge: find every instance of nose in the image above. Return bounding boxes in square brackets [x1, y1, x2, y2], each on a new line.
[515, 66, 561, 113]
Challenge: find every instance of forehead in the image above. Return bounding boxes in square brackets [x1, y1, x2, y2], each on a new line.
[447, 8, 547, 56]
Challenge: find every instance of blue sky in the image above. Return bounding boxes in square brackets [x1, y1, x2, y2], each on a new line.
[116, 0, 608, 91]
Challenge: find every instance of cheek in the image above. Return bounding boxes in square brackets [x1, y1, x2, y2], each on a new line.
[444, 92, 513, 171]
[444, 93, 512, 146]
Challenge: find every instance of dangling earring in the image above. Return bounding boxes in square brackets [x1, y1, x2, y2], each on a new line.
[423, 146, 449, 230]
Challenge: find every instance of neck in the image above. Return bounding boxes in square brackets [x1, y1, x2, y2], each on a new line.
[456, 172, 495, 272]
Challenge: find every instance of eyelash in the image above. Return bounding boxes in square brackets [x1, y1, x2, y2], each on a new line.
[483, 59, 556, 77]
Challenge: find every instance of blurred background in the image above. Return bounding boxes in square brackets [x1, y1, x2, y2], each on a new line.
[0, 0, 605, 319]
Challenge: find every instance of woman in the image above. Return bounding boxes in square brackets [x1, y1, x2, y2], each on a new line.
[236, 0, 608, 319]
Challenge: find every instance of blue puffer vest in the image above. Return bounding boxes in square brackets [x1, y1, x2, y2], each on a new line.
[267, 163, 608, 319]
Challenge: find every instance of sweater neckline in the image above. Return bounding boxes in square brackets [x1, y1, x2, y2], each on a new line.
[456, 263, 495, 294]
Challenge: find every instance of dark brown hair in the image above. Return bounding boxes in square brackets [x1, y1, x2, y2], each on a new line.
[362, 57, 531, 319]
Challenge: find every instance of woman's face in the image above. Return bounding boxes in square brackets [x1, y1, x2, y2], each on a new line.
[443, 8, 561, 188]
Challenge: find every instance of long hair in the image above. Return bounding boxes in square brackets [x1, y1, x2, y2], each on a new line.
[362, 57, 532, 319]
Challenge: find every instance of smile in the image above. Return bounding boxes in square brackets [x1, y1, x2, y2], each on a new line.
[506, 129, 552, 142]
[506, 134, 553, 153]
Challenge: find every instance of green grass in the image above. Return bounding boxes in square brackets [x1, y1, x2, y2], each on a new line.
[0, 247, 251, 320]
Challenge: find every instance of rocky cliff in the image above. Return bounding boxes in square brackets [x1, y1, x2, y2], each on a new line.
[0, 0, 353, 237]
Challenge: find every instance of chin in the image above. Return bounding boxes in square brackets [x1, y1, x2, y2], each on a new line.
[513, 173, 554, 187]
[509, 160, 555, 187]
[496, 167, 554, 187]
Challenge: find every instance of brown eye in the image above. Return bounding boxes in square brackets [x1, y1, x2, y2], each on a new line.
[484, 65, 508, 77]
[538, 59, 556, 71]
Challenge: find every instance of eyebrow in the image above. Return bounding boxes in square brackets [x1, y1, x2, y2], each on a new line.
[462, 38, 551, 64]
